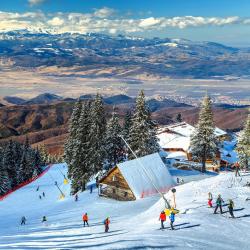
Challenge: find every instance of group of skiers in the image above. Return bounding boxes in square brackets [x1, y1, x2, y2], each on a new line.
[20, 216, 47, 225]
[159, 210, 175, 230]
[82, 212, 110, 232]
[208, 192, 235, 218]
[36, 186, 46, 200]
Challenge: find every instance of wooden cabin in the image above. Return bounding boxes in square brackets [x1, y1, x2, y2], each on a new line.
[99, 153, 175, 201]
[99, 167, 136, 201]
[157, 122, 227, 168]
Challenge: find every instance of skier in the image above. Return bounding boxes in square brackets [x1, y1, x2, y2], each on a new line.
[42, 216, 47, 223]
[75, 194, 78, 202]
[169, 210, 175, 230]
[20, 216, 26, 225]
[36, 186, 39, 191]
[90, 185, 93, 194]
[214, 194, 224, 214]
[208, 192, 213, 207]
[235, 162, 241, 177]
[228, 199, 235, 218]
[42, 192, 45, 197]
[104, 217, 110, 233]
[159, 211, 166, 229]
[82, 213, 89, 227]
[39, 195, 42, 200]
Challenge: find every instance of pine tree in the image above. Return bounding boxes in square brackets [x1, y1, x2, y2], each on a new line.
[88, 94, 107, 173]
[0, 147, 11, 195]
[64, 99, 83, 168]
[3, 140, 17, 188]
[236, 114, 250, 169]
[105, 107, 124, 169]
[123, 110, 132, 141]
[39, 144, 49, 165]
[190, 94, 217, 173]
[0, 166, 10, 196]
[128, 90, 159, 158]
[68, 101, 92, 193]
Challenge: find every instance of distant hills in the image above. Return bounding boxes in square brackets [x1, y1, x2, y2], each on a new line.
[0, 93, 248, 155]
[3, 93, 191, 111]
[1, 31, 250, 78]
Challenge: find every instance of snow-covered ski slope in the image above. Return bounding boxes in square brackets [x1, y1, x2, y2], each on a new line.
[0, 163, 250, 250]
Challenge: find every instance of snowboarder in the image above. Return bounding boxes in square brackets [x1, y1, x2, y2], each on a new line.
[20, 216, 26, 225]
[235, 162, 241, 177]
[42, 192, 45, 197]
[75, 194, 78, 202]
[42, 216, 47, 223]
[214, 194, 224, 214]
[208, 192, 213, 207]
[228, 199, 235, 218]
[104, 217, 110, 233]
[169, 211, 175, 230]
[159, 211, 166, 229]
[82, 213, 89, 227]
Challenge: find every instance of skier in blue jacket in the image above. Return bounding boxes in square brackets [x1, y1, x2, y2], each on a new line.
[169, 211, 175, 230]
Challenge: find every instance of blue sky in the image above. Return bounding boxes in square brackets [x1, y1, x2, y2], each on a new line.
[0, 0, 250, 46]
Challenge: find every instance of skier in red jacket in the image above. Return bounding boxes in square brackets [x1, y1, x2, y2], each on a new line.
[159, 211, 166, 229]
[104, 217, 110, 232]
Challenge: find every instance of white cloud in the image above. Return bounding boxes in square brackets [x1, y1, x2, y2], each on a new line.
[93, 7, 116, 18]
[0, 9, 247, 35]
[28, 0, 46, 6]
[48, 17, 64, 26]
[139, 17, 161, 28]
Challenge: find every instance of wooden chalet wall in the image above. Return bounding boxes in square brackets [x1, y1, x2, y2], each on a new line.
[99, 167, 136, 201]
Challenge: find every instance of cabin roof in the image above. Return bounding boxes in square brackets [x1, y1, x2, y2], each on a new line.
[157, 122, 227, 151]
[116, 153, 175, 199]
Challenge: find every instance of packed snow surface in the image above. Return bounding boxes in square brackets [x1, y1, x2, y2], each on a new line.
[0, 163, 249, 250]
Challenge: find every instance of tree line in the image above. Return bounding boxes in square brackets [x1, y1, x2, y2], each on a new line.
[64, 90, 159, 194]
[0, 138, 44, 196]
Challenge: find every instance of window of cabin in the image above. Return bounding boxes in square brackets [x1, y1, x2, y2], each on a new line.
[112, 175, 116, 182]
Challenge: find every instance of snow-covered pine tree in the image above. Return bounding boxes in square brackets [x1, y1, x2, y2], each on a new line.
[0, 147, 11, 195]
[236, 114, 250, 169]
[105, 107, 124, 169]
[88, 94, 107, 173]
[68, 101, 92, 194]
[3, 140, 17, 188]
[0, 166, 10, 196]
[128, 90, 159, 159]
[39, 144, 49, 165]
[190, 94, 217, 173]
[32, 148, 43, 177]
[64, 99, 83, 168]
[123, 110, 132, 141]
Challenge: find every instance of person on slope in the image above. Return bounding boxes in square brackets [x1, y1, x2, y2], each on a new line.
[83, 213, 89, 227]
[39, 195, 42, 200]
[234, 162, 241, 177]
[159, 211, 166, 229]
[104, 217, 110, 233]
[228, 199, 235, 218]
[169, 211, 175, 230]
[42, 192, 45, 197]
[208, 192, 213, 208]
[42, 216, 47, 223]
[20, 216, 27, 225]
[214, 194, 224, 214]
[75, 194, 78, 202]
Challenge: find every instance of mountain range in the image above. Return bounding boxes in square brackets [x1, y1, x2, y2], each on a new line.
[1, 31, 250, 78]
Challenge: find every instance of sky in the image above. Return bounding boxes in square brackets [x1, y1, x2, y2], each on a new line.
[0, 0, 250, 46]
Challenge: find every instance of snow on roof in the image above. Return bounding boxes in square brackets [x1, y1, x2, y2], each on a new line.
[165, 151, 188, 160]
[157, 122, 227, 151]
[117, 153, 175, 199]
